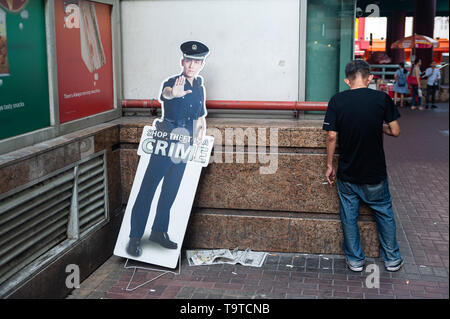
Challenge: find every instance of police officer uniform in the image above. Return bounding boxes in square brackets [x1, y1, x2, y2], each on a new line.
[127, 41, 209, 257]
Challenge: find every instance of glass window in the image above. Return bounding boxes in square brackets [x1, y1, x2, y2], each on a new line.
[306, 0, 355, 102]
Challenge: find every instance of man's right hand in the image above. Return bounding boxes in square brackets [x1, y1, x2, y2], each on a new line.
[171, 76, 192, 98]
[326, 165, 336, 187]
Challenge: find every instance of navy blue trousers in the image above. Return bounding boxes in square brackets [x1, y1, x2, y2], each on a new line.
[129, 154, 187, 238]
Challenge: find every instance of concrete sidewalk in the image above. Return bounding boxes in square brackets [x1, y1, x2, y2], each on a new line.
[67, 102, 449, 299]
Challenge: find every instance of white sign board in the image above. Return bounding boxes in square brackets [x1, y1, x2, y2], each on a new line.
[121, 0, 300, 101]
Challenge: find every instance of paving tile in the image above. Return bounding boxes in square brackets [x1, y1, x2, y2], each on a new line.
[305, 257, 320, 269]
[176, 286, 196, 298]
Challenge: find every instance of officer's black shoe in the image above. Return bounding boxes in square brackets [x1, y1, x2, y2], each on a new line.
[149, 232, 178, 249]
[431, 104, 438, 109]
[127, 237, 142, 257]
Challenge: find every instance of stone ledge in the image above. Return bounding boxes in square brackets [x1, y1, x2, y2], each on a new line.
[184, 208, 380, 257]
[116, 117, 327, 148]
[0, 122, 118, 169]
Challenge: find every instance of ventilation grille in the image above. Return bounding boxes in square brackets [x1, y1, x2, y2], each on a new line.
[77, 155, 107, 234]
[0, 151, 108, 287]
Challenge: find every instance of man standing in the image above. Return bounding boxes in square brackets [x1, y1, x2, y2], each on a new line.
[127, 41, 209, 257]
[424, 61, 441, 109]
[323, 59, 404, 272]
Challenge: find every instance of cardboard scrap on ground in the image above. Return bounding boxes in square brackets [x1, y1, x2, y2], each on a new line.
[186, 248, 268, 268]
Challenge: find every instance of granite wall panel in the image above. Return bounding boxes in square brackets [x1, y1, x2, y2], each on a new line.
[184, 209, 379, 257]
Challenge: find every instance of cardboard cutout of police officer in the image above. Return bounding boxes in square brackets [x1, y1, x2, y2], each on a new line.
[115, 41, 211, 262]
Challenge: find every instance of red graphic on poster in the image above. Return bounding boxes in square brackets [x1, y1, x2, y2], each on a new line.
[55, 0, 113, 123]
[0, 0, 28, 12]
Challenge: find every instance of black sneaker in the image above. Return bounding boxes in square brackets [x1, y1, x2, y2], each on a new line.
[431, 105, 438, 109]
[126, 237, 142, 257]
[149, 232, 178, 249]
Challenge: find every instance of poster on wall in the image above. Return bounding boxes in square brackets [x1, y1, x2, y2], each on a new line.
[0, 0, 50, 140]
[54, 0, 114, 123]
[114, 41, 214, 269]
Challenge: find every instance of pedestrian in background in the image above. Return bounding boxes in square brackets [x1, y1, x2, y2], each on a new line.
[393, 62, 409, 108]
[407, 58, 423, 110]
[424, 61, 441, 109]
[323, 59, 404, 273]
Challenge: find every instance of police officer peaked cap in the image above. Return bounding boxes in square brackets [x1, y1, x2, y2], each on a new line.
[181, 41, 209, 60]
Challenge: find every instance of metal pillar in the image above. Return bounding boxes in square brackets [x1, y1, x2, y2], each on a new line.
[386, 11, 406, 64]
[414, 0, 436, 70]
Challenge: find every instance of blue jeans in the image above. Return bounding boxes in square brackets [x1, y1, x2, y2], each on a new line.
[337, 178, 402, 267]
[411, 85, 422, 106]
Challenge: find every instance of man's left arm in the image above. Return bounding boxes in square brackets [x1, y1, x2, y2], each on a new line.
[323, 96, 338, 186]
[383, 94, 401, 137]
[383, 120, 400, 137]
[326, 131, 337, 186]
[194, 116, 206, 143]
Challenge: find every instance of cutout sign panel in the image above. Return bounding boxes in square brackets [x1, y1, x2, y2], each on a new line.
[114, 41, 213, 269]
[113, 135, 213, 269]
[54, 0, 114, 123]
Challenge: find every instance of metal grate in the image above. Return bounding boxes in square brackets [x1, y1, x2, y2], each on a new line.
[77, 154, 108, 235]
[0, 151, 108, 287]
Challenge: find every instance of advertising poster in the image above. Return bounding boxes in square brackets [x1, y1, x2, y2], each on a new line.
[54, 0, 114, 123]
[0, 0, 50, 140]
[114, 41, 214, 269]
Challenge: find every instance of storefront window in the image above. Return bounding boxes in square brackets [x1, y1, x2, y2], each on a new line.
[306, 0, 355, 102]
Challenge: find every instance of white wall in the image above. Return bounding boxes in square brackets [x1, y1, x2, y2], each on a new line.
[121, 0, 300, 101]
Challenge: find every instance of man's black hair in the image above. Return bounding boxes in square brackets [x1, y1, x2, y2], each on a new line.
[345, 59, 371, 80]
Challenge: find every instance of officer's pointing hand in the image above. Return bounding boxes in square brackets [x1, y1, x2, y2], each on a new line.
[172, 76, 192, 98]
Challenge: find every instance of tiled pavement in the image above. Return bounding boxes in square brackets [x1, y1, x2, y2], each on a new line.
[67, 102, 449, 300]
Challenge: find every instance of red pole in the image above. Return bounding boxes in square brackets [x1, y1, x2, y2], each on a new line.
[121, 99, 328, 111]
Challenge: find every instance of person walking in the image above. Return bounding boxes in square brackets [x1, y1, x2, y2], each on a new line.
[323, 59, 404, 273]
[424, 61, 441, 109]
[408, 58, 423, 110]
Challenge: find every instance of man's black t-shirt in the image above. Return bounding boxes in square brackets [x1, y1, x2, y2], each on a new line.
[322, 88, 400, 184]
